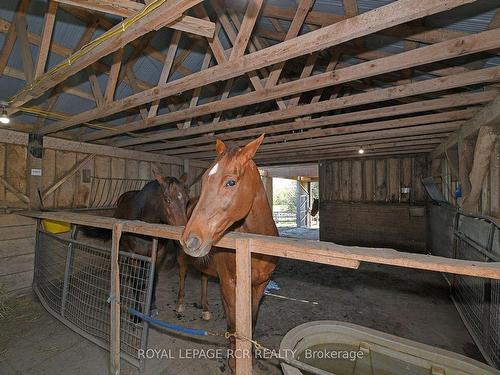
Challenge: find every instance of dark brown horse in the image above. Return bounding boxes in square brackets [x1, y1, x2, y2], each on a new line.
[114, 166, 189, 311]
[114, 175, 214, 320]
[181, 135, 278, 373]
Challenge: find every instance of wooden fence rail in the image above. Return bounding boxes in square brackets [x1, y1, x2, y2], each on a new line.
[21, 210, 500, 374]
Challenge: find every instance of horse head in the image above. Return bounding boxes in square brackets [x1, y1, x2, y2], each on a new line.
[152, 165, 190, 227]
[181, 135, 265, 257]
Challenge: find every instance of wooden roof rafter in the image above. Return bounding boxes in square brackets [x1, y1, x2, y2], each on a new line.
[133, 91, 495, 153]
[82, 27, 500, 146]
[154, 108, 479, 156]
[131, 66, 498, 152]
[8, 0, 207, 110]
[53, 0, 216, 38]
[34, 0, 478, 137]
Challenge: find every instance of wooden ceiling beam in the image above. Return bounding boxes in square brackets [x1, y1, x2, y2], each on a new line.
[87, 68, 104, 108]
[128, 66, 499, 150]
[53, 0, 215, 38]
[148, 30, 182, 119]
[256, 147, 435, 165]
[206, 2, 278, 114]
[34, 19, 99, 132]
[0, 0, 30, 76]
[212, 0, 266, 122]
[14, 4, 34, 84]
[180, 48, 213, 129]
[259, 3, 487, 47]
[39, 0, 476, 136]
[254, 139, 444, 161]
[254, 134, 448, 157]
[138, 91, 495, 152]
[263, 0, 316, 110]
[87, 27, 500, 144]
[9, 0, 205, 110]
[0, 17, 153, 100]
[34, 1, 58, 79]
[3, 67, 95, 101]
[158, 108, 477, 155]
[104, 48, 124, 104]
[265, 0, 315, 89]
[342, 0, 359, 17]
[175, 120, 462, 159]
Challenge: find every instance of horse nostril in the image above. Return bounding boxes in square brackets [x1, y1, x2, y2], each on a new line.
[186, 235, 201, 251]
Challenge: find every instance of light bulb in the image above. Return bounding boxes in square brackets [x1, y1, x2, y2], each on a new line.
[0, 108, 9, 124]
[358, 148, 365, 154]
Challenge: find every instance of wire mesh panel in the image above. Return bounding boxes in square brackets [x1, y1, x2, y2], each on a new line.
[451, 213, 500, 369]
[88, 176, 150, 209]
[33, 227, 155, 368]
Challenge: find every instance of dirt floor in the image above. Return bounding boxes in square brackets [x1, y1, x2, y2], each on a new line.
[0, 227, 484, 375]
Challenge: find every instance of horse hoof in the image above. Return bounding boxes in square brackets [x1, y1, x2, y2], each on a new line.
[176, 303, 185, 313]
[201, 311, 212, 321]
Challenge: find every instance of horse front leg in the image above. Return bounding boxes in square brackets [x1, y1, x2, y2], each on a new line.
[150, 242, 166, 314]
[200, 273, 212, 321]
[176, 248, 188, 313]
[251, 281, 268, 331]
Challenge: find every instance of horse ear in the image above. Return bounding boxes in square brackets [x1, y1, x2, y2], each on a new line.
[179, 173, 188, 185]
[216, 138, 226, 155]
[152, 164, 166, 186]
[239, 134, 265, 164]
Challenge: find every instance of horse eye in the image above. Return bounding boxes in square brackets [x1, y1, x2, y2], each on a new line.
[225, 179, 236, 187]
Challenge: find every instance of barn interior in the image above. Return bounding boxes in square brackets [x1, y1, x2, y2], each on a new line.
[0, 0, 499, 374]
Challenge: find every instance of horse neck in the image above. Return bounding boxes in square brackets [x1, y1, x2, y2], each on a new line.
[240, 164, 277, 237]
[135, 182, 165, 223]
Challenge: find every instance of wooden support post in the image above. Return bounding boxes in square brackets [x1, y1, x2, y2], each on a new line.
[462, 126, 498, 212]
[235, 239, 253, 375]
[110, 223, 123, 375]
[458, 136, 474, 200]
[26, 135, 43, 210]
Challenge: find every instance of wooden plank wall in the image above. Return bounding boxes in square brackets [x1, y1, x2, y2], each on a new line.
[0, 142, 28, 209]
[0, 141, 205, 210]
[319, 154, 428, 203]
[0, 214, 35, 294]
[319, 154, 429, 251]
[41, 149, 204, 209]
[436, 139, 499, 218]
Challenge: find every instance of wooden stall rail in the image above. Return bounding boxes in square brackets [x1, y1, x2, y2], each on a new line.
[22, 210, 500, 375]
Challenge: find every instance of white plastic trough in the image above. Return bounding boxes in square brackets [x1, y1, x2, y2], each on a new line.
[280, 321, 500, 375]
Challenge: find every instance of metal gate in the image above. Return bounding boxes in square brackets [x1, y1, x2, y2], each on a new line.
[451, 212, 500, 369]
[33, 222, 156, 369]
[296, 181, 309, 227]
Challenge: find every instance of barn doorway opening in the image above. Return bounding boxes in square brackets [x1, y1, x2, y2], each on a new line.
[271, 176, 319, 240]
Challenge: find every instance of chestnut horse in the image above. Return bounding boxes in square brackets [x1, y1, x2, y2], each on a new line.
[181, 135, 278, 373]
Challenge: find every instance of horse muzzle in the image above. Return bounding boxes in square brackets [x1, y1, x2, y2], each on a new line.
[182, 234, 212, 258]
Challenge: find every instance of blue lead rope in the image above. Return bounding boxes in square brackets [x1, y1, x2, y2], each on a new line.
[128, 307, 209, 336]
